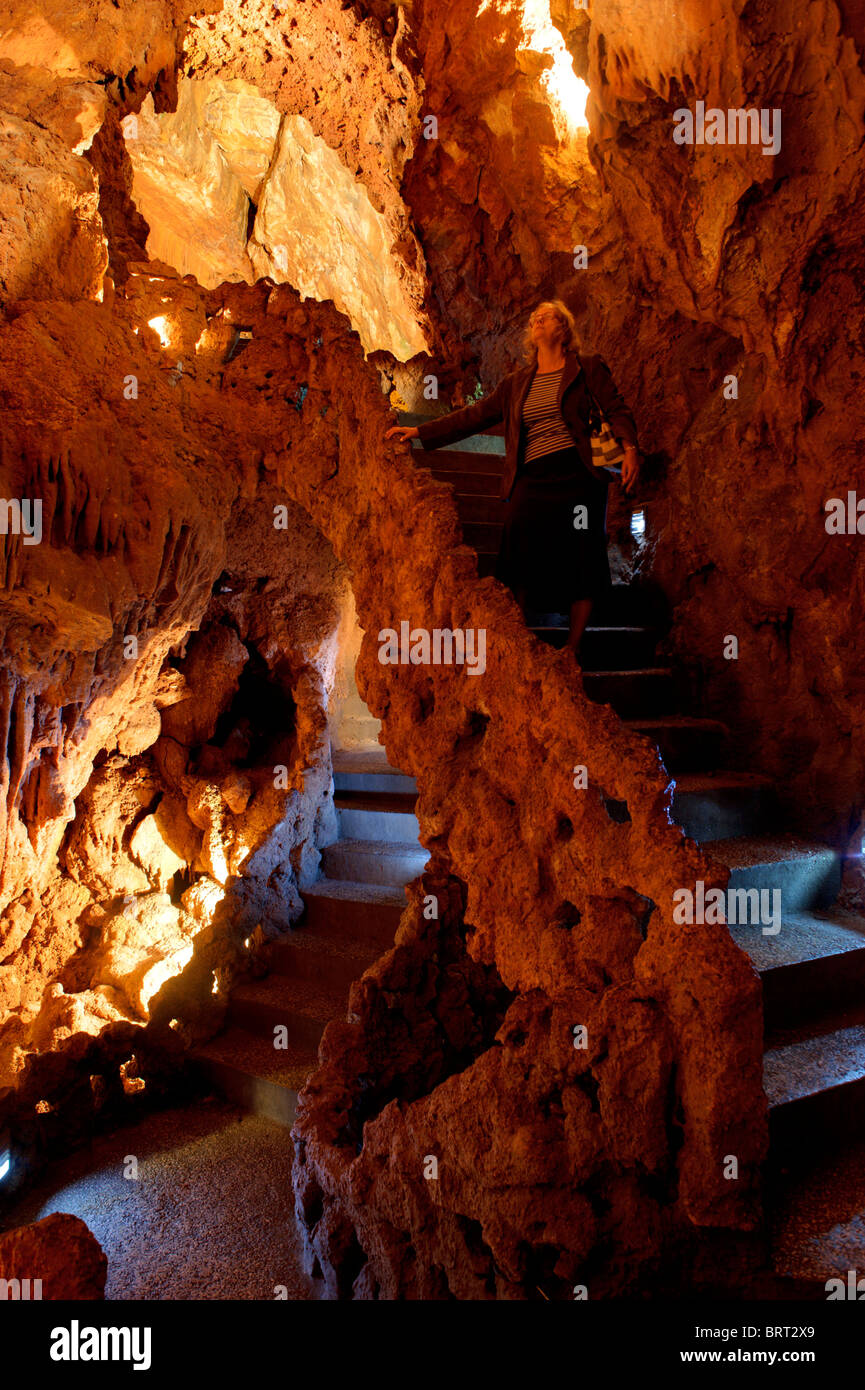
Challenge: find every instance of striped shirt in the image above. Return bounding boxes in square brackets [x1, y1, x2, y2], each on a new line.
[522, 366, 575, 463]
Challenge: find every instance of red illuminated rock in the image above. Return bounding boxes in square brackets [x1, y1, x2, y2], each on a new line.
[0, 1212, 107, 1299]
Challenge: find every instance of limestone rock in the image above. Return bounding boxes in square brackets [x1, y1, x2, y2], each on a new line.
[0, 1212, 107, 1300]
[129, 814, 186, 890]
[160, 625, 249, 748]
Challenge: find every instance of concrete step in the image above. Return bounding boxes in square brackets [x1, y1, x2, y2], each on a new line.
[412, 442, 504, 466]
[402, 415, 505, 448]
[335, 791, 421, 844]
[670, 772, 776, 842]
[533, 624, 659, 670]
[265, 927, 383, 991]
[227, 972, 348, 1046]
[332, 748, 417, 794]
[624, 716, 727, 772]
[711, 834, 843, 913]
[300, 878, 405, 946]
[583, 667, 678, 719]
[193, 1026, 317, 1128]
[766, 1020, 865, 1153]
[728, 909, 865, 1037]
[401, 413, 503, 440]
[430, 468, 502, 496]
[320, 838, 428, 888]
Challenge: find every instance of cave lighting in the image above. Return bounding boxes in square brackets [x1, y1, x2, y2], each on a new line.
[0, 1132, 10, 1182]
[519, 0, 590, 134]
[630, 510, 646, 542]
[147, 315, 173, 348]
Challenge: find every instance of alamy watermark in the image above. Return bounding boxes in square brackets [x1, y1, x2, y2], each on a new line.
[673, 101, 781, 156]
[0, 498, 42, 545]
[825, 491, 865, 534]
[50, 1321, 151, 1370]
[378, 622, 486, 675]
[673, 880, 781, 935]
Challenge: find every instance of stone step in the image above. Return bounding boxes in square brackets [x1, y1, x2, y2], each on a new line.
[193, 1026, 316, 1128]
[332, 748, 417, 794]
[711, 834, 842, 913]
[300, 878, 405, 945]
[320, 837, 428, 887]
[533, 624, 659, 670]
[670, 772, 776, 842]
[430, 468, 502, 496]
[331, 758, 767, 844]
[624, 716, 727, 772]
[335, 791, 421, 844]
[266, 926, 383, 991]
[401, 413, 505, 444]
[582, 667, 678, 719]
[765, 1020, 865, 1153]
[728, 909, 865, 1036]
[227, 972, 348, 1046]
[412, 440, 504, 464]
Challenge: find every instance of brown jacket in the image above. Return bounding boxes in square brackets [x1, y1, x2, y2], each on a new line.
[416, 351, 638, 502]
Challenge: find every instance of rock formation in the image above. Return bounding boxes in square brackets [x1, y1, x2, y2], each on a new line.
[0, 1210, 107, 1298]
[0, 0, 862, 1298]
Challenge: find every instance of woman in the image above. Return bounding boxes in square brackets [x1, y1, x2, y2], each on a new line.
[386, 300, 640, 656]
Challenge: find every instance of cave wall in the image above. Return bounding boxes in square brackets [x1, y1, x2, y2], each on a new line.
[395, 0, 865, 851]
[2, 0, 862, 1297]
[0, 262, 765, 1293]
[0, 276, 353, 1141]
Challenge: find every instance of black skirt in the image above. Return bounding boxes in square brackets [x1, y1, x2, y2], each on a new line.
[494, 445, 610, 608]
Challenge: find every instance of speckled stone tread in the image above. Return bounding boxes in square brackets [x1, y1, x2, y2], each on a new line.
[764, 1023, 865, 1107]
[331, 749, 406, 776]
[303, 877, 406, 905]
[194, 1025, 319, 1087]
[230, 971, 352, 1022]
[711, 833, 838, 870]
[729, 909, 865, 973]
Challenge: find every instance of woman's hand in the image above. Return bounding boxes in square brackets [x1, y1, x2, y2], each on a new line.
[385, 425, 419, 443]
[621, 446, 640, 493]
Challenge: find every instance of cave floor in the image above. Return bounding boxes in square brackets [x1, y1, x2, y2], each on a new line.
[5, 1094, 863, 1301]
[3, 1098, 316, 1300]
[769, 1136, 865, 1284]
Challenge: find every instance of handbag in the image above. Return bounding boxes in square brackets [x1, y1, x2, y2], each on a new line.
[584, 385, 626, 470]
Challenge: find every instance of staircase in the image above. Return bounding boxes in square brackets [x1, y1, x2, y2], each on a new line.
[193, 757, 426, 1127]
[195, 414, 865, 1289]
[411, 417, 865, 1286]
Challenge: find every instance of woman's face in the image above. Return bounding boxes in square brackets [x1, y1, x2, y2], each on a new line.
[529, 308, 565, 350]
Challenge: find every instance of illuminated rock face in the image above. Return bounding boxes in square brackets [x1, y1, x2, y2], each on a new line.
[249, 112, 428, 361]
[0, 273, 763, 1296]
[122, 75, 429, 358]
[122, 84, 258, 286]
[0, 277, 346, 1093]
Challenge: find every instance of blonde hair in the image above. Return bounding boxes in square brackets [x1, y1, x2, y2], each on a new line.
[523, 299, 578, 364]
